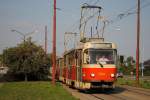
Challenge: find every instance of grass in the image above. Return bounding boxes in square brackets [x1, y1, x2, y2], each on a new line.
[0, 81, 78, 100]
[117, 78, 150, 89]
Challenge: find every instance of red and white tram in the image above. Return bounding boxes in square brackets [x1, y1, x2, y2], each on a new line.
[57, 38, 117, 90]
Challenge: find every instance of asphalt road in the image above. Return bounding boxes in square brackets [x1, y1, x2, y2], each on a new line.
[63, 84, 150, 100]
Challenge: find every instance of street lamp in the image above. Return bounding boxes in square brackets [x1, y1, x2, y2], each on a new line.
[11, 29, 37, 42]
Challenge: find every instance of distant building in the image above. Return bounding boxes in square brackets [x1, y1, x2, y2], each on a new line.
[143, 59, 150, 76]
[0, 66, 9, 74]
[0, 60, 9, 74]
[144, 59, 150, 69]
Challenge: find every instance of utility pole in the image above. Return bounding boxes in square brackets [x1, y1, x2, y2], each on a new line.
[136, 0, 140, 84]
[52, 0, 56, 85]
[45, 26, 47, 54]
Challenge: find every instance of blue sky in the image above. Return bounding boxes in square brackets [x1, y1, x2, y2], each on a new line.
[0, 0, 150, 61]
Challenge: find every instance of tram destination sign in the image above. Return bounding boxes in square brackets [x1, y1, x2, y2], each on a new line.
[91, 43, 112, 48]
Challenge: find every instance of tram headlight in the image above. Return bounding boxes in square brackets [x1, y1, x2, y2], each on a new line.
[90, 73, 95, 77]
[82, 73, 86, 77]
[111, 73, 115, 78]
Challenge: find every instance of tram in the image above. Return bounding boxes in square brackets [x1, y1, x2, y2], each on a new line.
[56, 4, 118, 90]
[57, 38, 117, 90]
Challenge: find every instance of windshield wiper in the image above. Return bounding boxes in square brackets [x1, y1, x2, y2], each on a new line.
[98, 62, 103, 68]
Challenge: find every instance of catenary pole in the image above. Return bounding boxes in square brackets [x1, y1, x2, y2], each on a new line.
[136, 0, 140, 84]
[52, 0, 56, 85]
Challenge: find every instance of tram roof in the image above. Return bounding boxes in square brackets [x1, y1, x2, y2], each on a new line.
[63, 38, 117, 55]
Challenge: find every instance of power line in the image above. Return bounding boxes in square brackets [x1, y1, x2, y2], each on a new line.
[103, 0, 150, 28]
[82, 0, 150, 38]
[65, 0, 150, 38]
[93, 0, 101, 5]
[65, 1, 99, 33]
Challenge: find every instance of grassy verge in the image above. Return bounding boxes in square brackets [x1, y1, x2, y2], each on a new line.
[117, 78, 150, 89]
[0, 81, 78, 100]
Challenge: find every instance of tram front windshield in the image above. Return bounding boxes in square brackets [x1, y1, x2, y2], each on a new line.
[84, 49, 117, 64]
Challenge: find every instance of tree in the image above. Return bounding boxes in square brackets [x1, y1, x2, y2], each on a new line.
[118, 56, 135, 75]
[125, 56, 135, 75]
[0, 54, 2, 66]
[3, 38, 51, 81]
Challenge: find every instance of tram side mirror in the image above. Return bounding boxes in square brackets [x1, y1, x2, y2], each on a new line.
[120, 55, 124, 64]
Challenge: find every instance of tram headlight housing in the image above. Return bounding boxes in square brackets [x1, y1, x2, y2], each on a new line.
[82, 73, 86, 77]
[111, 73, 115, 78]
[90, 73, 95, 77]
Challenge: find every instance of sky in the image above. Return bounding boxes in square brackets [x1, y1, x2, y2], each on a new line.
[0, 0, 150, 62]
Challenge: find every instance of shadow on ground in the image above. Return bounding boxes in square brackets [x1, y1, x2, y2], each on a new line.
[79, 86, 126, 94]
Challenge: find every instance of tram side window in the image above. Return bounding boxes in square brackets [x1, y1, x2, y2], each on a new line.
[83, 50, 90, 64]
[77, 50, 82, 66]
[66, 56, 68, 66]
[68, 52, 75, 67]
[68, 54, 72, 67]
[64, 56, 66, 66]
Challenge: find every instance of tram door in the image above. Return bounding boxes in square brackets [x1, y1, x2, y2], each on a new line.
[76, 50, 82, 82]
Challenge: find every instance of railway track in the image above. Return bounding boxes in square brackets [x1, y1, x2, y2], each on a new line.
[63, 83, 150, 100]
[90, 94, 105, 100]
[119, 85, 150, 96]
[91, 86, 150, 100]
[89, 87, 150, 100]
[90, 93, 127, 100]
[86, 88, 130, 100]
